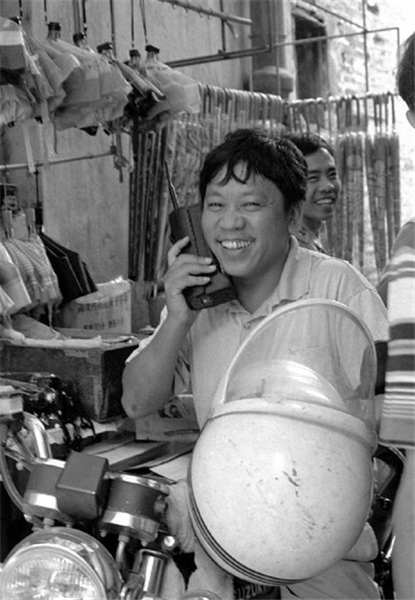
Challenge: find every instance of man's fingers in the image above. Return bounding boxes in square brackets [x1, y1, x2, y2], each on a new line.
[167, 237, 190, 265]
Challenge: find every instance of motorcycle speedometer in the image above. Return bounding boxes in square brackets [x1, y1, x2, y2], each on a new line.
[0, 527, 122, 600]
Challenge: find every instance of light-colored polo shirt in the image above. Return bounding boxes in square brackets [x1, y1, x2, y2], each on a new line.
[129, 237, 388, 427]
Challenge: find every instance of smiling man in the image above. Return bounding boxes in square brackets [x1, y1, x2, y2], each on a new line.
[284, 132, 340, 254]
[122, 128, 388, 599]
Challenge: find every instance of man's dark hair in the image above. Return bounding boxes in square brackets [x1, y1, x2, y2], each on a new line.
[283, 132, 334, 158]
[199, 128, 307, 214]
[397, 33, 415, 111]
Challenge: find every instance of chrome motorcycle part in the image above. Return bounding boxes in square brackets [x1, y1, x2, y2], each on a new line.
[22, 458, 72, 523]
[100, 473, 169, 542]
[190, 299, 377, 585]
[138, 548, 168, 596]
[22, 411, 52, 459]
[0, 526, 122, 600]
[56, 450, 109, 520]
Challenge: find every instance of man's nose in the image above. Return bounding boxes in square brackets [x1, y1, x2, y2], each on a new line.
[320, 176, 337, 191]
[219, 207, 245, 229]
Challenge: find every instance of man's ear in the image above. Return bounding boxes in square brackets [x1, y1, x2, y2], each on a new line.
[289, 205, 302, 232]
[406, 109, 415, 129]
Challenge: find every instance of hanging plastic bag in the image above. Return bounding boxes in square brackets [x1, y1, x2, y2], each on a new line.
[144, 45, 200, 119]
[0, 241, 31, 313]
[0, 16, 27, 71]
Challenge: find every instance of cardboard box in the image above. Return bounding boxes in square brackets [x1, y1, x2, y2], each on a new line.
[0, 339, 139, 423]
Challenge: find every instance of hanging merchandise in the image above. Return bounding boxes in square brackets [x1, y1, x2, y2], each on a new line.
[0, 240, 31, 315]
[0, 16, 27, 71]
[40, 233, 97, 304]
[0, 16, 133, 134]
[365, 94, 400, 275]
[143, 45, 201, 121]
[40, 38, 131, 131]
[0, 210, 32, 314]
[329, 97, 365, 268]
[1, 203, 62, 321]
[128, 85, 401, 289]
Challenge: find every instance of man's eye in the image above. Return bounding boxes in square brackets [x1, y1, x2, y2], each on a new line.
[206, 202, 223, 211]
[243, 201, 261, 210]
[328, 171, 338, 180]
[307, 176, 318, 183]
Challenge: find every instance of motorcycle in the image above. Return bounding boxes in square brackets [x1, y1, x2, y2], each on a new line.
[0, 299, 405, 599]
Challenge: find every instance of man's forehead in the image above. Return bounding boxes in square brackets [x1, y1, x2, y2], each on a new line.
[305, 148, 336, 170]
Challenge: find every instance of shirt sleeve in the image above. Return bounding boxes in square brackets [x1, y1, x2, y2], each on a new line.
[347, 288, 389, 343]
[126, 306, 192, 395]
[379, 220, 415, 448]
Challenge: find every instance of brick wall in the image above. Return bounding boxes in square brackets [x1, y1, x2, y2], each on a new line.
[288, 0, 414, 223]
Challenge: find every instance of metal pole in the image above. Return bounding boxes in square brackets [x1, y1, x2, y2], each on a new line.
[219, 0, 226, 53]
[156, 0, 252, 26]
[361, 0, 369, 93]
[166, 26, 400, 69]
[299, 0, 364, 30]
[0, 150, 115, 173]
[273, 26, 400, 48]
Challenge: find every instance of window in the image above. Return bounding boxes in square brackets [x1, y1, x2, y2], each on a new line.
[294, 13, 329, 99]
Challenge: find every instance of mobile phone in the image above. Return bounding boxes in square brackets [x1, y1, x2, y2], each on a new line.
[165, 163, 236, 310]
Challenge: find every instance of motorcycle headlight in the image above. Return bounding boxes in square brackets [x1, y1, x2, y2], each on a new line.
[0, 527, 122, 600]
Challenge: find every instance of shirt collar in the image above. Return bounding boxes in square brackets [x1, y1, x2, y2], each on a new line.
[224, 236, 313, 317]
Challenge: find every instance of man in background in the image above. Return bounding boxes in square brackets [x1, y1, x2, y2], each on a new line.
[284, 132, 340, 254]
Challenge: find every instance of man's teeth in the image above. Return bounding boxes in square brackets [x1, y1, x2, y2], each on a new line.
[220, 240, 251, 250]
[316, 198, 334, 205]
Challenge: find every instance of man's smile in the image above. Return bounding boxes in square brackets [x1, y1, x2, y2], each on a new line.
[218, 239, 253, 250]
[315, 196, 336, 206]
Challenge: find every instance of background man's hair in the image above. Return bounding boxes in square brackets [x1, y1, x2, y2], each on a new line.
[397, 32, 415, 111]
[199, 128, 307, 213]
[283, 132, 335, 158]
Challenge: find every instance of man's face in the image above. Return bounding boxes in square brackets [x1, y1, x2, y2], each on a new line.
[303, 148, 340, 225]
[201, 163, 292, 283]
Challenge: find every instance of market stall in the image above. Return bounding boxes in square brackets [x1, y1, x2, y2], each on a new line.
[0, 3, 404, 597]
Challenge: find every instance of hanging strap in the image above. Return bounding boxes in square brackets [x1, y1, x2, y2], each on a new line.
[131, 0, 135, 47]
[81, 0, 88, 34]
[43, 0, 48, 25]
[21, 121, 35, 175]
[140, 0, 149, 45]
[109, 0, 116, 56]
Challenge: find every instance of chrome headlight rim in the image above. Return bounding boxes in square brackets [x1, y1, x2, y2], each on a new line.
[0, 527, 122, 599]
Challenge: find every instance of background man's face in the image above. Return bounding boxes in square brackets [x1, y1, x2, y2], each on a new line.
[303, 148, 340, 226]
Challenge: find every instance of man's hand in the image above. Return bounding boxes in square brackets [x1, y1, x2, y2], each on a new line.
[164, 236, 216, 324]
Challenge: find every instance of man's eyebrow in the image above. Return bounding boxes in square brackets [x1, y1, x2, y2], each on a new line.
[307, 166, 337, 175]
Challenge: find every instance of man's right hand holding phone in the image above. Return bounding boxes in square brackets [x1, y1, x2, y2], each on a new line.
[164, 236, 217, 326]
